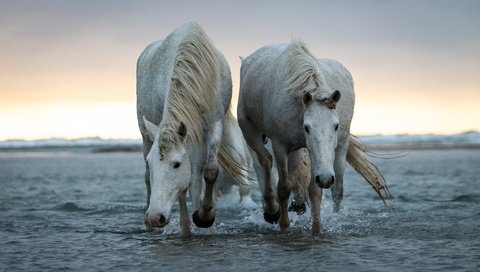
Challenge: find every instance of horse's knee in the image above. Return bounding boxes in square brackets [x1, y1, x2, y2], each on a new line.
[204, 163, 219, 184]
[260, 154, 273, 169]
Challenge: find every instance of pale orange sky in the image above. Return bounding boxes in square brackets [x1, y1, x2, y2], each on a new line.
[1, 1, 479, 140]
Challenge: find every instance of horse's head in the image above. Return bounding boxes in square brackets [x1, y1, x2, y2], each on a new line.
[302, 90, 341, 189]
[142, 116, 190, 229]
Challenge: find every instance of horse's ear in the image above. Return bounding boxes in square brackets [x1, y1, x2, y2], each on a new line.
[143, 116, 158, 141]
[177, 121, 187, 142]
[303, 92, 312, 106]
[331, 90, 341, 104]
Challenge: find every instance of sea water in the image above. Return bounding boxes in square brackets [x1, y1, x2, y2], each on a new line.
[0, 149, 479, 271]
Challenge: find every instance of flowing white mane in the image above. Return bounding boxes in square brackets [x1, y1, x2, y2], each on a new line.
[160, 22, 220, 154]
[284, 40, 327, 100]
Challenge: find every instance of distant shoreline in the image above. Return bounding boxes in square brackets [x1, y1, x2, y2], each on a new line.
[369, 143, 480, 151]
[1, 131, 479, 153]
[0, 145, 143, 154]
[1, 143, 479, 154]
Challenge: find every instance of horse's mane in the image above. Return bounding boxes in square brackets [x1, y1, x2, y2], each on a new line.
[284, 40, 326, 100]
[160, 22, 220, 154]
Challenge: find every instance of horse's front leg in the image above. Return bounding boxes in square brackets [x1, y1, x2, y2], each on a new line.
[189, 144, 205, 212]
[309, 177, 323, 235]
[142, 136, 153, 231]
[143, 165, 155, 231]
[332, 139, 348, 212]
[272, 143, 291, 230]
[192, 120, 222, 228]
[178, 188, 192, 237]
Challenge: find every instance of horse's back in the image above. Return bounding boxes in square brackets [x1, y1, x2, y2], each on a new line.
[238, 44, 291, 132]
[240, 44, 287, 80]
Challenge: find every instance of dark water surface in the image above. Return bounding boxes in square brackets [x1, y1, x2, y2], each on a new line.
[1, 149, 479, 271]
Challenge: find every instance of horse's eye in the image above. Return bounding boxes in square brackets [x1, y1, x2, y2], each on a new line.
[173, 162, 181, 169]
[334, 124, 339, 131]
[304, 126, 310, 134]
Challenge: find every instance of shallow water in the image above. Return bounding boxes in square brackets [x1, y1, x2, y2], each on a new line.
[1, 149, 479, 271]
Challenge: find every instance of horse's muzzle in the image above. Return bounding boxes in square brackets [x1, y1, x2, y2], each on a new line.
[315, 174, 335, 189]
[145, 212, 170, 228]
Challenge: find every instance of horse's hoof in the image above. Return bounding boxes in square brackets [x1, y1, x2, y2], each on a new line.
[263, 210, 280, 224]
[192, 210, 215, 228]
[288, 201, 307, 215]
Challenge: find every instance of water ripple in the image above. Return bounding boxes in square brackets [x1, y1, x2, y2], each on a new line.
[52, 202, 93, 212]
[450, 194, 480, 203]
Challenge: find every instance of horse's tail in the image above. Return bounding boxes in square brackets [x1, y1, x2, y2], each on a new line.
[347, 136, 393, 205]
[288, 148, 311, 207]
[217, 140, 251, 188]
[216, 111, 252, 188]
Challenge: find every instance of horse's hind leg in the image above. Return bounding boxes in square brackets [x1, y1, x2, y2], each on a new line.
[238, 183, 251, 201]
[288, 149, 310, 215]
[192, 120, 222, 228]
[238, 117, 279, 224]
[332, 139, 348, 212]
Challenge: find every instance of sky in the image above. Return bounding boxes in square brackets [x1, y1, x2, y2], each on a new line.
[1, 0, 479, 140]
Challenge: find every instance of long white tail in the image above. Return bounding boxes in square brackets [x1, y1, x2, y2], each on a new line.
[347, 136, 393, 205]
[217, 112, 252, 188]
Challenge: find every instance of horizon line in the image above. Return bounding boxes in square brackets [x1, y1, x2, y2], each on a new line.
[1, 130, 479, 142]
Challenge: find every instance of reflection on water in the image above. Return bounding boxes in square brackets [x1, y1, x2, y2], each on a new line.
[1, 150, 479, 271]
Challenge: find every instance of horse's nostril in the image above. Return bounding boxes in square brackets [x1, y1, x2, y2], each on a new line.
[315, 175, 335, 188]
[159, 214, 167, 224]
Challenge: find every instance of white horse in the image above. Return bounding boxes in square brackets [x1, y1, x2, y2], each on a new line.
[136, 22, 246, 237]
[238, 41, 390, 234]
